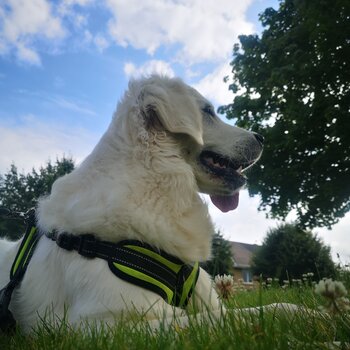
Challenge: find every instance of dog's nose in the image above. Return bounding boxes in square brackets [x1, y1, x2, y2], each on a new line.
[254, 132, 265, 146]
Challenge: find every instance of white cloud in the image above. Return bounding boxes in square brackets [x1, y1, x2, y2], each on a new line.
[73, 13, 89, 29]
[0, 0, 65, 64]
[62, 0, 93, 6]
[82, 30, 110, 52]
[94, 34, 110, 52]
[106, 0, 254, 65]
[0, 0, 256, 66]
[83, 29, 93, 43]
[124, 60, 175, 78]
[49, 95, 97, 116]
[16, 42, 42, 65]
[58, 0, 94, 16]
[193, 63, 233, 106]
[2, 0, 64, 41]
[0, 116, 98, 173]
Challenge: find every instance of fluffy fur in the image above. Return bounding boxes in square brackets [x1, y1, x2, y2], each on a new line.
[0, 76, 264, 332]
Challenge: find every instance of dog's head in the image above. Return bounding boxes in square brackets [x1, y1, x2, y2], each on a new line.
[124, 75, 263, 212]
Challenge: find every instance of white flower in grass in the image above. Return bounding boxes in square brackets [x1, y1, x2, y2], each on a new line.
[214, 274, 235, 300]
[283, 280, 290, 286]
[337, 297, 350, 312]
[315, 278, 350, 314]
[315, 279, 347, 299]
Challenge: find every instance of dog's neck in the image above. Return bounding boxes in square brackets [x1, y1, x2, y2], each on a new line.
[37, 121, 214, 262]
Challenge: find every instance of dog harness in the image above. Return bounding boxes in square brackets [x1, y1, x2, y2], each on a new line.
[0, 208, 43, 332]
[0, 208, 200, 332]
[46, 233, 200, 308]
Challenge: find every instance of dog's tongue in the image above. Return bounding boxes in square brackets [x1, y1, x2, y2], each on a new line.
[210, 192, 239, 212]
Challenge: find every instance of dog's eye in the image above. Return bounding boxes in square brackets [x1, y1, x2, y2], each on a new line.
[202, 105, 215, 118]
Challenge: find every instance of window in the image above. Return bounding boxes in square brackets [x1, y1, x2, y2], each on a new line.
[242, 269, 252, 283]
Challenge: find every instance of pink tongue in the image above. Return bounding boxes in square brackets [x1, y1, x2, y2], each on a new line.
[210, 192, 239, 212]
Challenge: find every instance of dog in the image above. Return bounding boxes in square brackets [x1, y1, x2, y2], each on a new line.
[0, 75, 265, 333]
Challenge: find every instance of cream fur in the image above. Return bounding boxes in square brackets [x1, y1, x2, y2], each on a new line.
[0, 76, 265, 332]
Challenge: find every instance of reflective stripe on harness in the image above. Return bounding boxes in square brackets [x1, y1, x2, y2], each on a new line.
[108, 241, 200, 308]
[47, 233, 200, 308]
[10, 226, 39, 279]
[0, 209, 42, 333]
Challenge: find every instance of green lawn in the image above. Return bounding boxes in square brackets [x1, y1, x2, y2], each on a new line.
[1, 280, 349, 350]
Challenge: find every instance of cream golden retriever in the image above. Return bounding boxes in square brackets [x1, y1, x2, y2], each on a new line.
[0, 75, 287, 333]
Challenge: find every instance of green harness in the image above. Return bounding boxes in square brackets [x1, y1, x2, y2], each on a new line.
[0, 209, 42, 332]
[0, 209, 200, 332]
[108, 241, 199, 307]
[47, 233, 200, 308]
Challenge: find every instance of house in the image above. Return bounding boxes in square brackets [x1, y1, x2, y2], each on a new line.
[229, 241, 260, 283]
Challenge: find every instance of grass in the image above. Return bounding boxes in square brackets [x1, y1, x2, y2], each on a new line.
[1, 278, 349, 349]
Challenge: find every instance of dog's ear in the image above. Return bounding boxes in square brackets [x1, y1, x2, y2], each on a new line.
[140, 80, 204, 145]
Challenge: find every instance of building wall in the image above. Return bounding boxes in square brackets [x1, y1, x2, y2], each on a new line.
[233, 268, 253, 283]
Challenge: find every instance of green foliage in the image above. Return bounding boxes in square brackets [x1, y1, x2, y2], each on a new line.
[252, 223, 335, 281]
[202, 231, 233, 277]
[0, 157, 75, 240]
[219, 0, 350, 228]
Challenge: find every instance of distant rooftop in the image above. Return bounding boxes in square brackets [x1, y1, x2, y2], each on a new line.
[230, 241, 260, 269]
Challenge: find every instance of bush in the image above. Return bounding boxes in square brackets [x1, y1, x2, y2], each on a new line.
[252, 223, 335, 281]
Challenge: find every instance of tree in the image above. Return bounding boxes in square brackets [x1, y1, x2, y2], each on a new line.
[219, 0, 350, 229]
[202, 231, 233, 277]
[0, 157, 75, 240]
[252, 223, 335, 281]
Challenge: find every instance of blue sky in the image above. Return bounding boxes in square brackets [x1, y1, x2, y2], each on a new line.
[1, 0, 349, 262]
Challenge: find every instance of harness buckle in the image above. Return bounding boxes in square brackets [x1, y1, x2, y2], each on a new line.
[56, 233, 75, 251]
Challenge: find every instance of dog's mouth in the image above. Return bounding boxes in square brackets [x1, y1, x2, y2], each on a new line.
[199, 150, 256, 212]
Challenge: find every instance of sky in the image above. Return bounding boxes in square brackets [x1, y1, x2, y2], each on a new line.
[0, 0, 349, 263]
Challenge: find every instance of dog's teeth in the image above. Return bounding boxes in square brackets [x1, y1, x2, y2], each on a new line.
[202, 153, 230, 170]
[216, 159, 227, 169]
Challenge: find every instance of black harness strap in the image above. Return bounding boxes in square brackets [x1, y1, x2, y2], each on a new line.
[47, 232, 199, 308]
[0, 209, 42, 333]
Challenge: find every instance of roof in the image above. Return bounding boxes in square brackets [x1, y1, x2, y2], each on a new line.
[229, 241, 260, 269]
